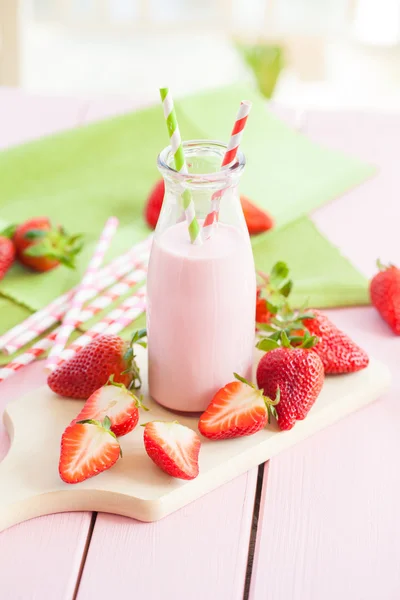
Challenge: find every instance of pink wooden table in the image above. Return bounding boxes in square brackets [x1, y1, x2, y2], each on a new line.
[0, 91, 399, 600]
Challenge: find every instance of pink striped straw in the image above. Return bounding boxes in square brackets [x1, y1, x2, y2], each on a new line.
[46, 217, 119, 370]
[0, 235, 152, 354]
[202, 100, 252, 240]
[52, 286, 147, 368]
[0, 286, 147, 383]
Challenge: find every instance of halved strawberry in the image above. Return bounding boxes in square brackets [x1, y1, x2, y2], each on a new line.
[73, 379, 145, 437]
[198, 374, 278, 440]
[143, 421, 201, 480]
[59, 416, 121, 484]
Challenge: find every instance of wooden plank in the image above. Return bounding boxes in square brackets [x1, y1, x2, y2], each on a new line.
[77, 469, 258, 600]
[250, 308, 400, 600]
[250, 111, 400, 599]
[0, 94, 92, 599]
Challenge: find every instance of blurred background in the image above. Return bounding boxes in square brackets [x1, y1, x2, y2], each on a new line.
[1, 0, 400, 110]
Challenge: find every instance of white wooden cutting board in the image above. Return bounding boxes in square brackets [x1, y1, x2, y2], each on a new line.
[0, 348, 391, 532]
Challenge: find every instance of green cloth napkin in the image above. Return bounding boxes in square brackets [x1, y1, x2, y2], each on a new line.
[0, 83, 374, 352]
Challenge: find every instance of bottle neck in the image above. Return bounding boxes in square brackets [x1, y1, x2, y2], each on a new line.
[156, 140, 247, 239]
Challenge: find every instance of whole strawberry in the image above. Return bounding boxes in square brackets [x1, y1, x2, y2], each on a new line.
[0, 225, 16, 280]
[145, 179, 164, 230]
[48, 330, 146, 399]
[256, 337, 324, 431]
[370, 260, 400, 335]
[241, 195, 274, 235]
[305, 310, 369, 374]
[14, 217, 83, 272]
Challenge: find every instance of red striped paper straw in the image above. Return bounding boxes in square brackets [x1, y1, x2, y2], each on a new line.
[0, 235, 152, 354]
[0, 286, 147, 383]
[46, 217, 119, 371]
[52, 286, 147, 368]
[2, 248, 150, 355]
[202, 101, 252, 239]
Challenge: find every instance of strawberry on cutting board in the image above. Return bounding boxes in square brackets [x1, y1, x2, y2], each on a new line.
[198, 374, 278, 440]
[73, 379, 144, 437]
[256, 334, 324, 431]
[143, 421, 201, 480]
[240, 195, 274, 235]
[304, 310, 369, 374]
[370, 260, 400, 335]
[59, 416, 121, 484]
[48, 330, 146, 400]
[14, 217, 83, 272]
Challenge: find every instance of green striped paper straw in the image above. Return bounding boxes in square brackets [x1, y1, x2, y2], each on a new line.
[159, 87, 202, 245]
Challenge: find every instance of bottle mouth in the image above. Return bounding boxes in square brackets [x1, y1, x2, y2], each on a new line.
[157, 139, 245, 184]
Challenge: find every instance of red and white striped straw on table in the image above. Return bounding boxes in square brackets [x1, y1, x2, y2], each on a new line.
[0, 285, 147, 384]
[46, 216, 120, 371]
[52, 286, 147, 369]
[0, 234, 152, 355]
[202, 100, 252, 240]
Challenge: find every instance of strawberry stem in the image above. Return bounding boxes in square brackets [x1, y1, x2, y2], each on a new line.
[234, 372, 256, 388]
[262, 387, 280, 424]
[122, 328, 147, 390]
[0, 224, 17, 239]
[23, 225, 84, 269]
[376, 258, 395, 272]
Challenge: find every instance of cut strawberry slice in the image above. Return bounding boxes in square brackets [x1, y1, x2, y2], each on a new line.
[143, 421, 201, 480]
[74, 379, 145, 437]
[198, 374, 278, 440]
[59, 417, 121, 484]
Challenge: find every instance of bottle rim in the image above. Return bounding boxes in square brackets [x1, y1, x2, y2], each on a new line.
[157, 139, 245, 184]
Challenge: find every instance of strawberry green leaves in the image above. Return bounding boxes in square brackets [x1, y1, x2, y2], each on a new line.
[123, 328, 147, 390]
[257, 261, 293, 316]
[256, 262, 319, 351]
[0, 224, 17, 239]
[23, 226, 84, 269]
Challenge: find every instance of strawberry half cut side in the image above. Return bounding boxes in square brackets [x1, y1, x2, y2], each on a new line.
[59, 416, 121, 484]
[73, 378, 146, 437]
[198, 374, 278, 440]
[143, 421, 201, 480]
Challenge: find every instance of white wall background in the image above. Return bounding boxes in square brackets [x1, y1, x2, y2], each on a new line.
[20, 0, 400, 111]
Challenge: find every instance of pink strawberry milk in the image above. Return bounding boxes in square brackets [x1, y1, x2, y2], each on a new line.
[147, 140, 256, 412]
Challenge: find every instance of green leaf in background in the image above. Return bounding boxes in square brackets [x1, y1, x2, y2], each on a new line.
[252, 217, 369, 309]
[236, 42, 285, 99]
[176, 84, 376, 229]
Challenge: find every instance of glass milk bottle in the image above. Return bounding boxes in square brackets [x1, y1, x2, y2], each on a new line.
[147, 140, 256, 412]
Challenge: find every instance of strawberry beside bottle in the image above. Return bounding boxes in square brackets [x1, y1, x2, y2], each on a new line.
[370, 260, 400, 335]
